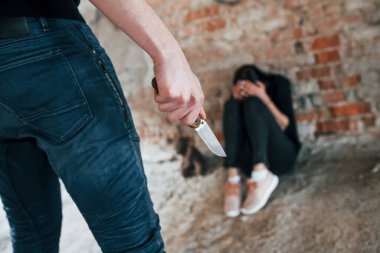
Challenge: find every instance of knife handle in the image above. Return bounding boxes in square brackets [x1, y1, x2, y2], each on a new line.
[151, 78, 202, 129]
[151, 77, 159, 92]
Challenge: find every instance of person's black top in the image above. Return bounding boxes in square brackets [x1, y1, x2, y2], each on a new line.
[264, 75, 301, 152]
[0, 0, 84, 22]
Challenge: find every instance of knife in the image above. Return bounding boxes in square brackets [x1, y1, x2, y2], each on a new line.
[152, 78, 226, 157]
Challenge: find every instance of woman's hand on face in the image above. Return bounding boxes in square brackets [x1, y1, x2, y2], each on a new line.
[232, 83, 244, 100]
[240, 81, 269, 103]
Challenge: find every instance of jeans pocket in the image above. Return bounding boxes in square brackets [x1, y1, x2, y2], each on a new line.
[81, 27, 131, 124]
[0, 48, 93, 142]
[74, 23, 141, 140]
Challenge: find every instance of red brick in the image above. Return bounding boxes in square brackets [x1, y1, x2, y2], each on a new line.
[344, 13, 365, 25]
[186, 5, 220, 22]
[315, 50, 340, 63]
[345, 75, 360, 87]
[310, 66, 331, 79]
[205, 18, 226, 32]
[330, 103, 371, 117]
[112, 0, 380, 139]
[311, 35, 340, 50]
[293, 28, 302, 39]
[296, 67, 332, 81]
[317, 120, 349, 133]
[296, 112, 317, 122]
[321, 90, 345, 105]
[319, 79, 335, 90]
[296, 69, 310, 81]
[296, 109, 329, 122]
[316, 18, 340, 33]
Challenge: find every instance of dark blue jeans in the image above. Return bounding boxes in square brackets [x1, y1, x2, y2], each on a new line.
[0, 18, 164, 253]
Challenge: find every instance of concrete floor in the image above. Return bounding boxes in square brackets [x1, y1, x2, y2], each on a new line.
[1, 135, 379, 253]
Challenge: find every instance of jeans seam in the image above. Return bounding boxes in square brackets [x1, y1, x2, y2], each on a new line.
[22, 99, 86, 121]
[0, 48, 93, 142]
[22, 112, 92, 143]
[74, 24, 132, 131]
[0, 30, 65, 53]
[2, 144, 45, 253]
[0, 99, 92, 143]
[60, 51, 93, 119]
[0, 102, 28, 128]
[0, 49, 56, 72]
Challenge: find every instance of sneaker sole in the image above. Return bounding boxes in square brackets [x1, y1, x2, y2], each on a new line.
[241, 175, 279, 215]
[226, 210, 240, 218]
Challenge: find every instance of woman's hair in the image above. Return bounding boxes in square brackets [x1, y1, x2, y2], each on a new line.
[232, 64, 270, 85]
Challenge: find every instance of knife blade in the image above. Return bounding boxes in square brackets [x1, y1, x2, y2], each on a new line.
[152, 78, 226, 157]
[194, 119, 226, 157]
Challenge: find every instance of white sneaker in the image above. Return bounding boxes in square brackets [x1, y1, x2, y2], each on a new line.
[241, 170, 279, 215]
[224, 182, 241, 218]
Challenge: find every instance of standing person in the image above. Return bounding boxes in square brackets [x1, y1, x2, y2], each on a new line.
[223, 65, 301, 217]
[0, 0, 205, 252]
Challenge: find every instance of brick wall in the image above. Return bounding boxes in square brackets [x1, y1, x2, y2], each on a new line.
[81, 0, 380, 142]
[147, 0, 380, 141]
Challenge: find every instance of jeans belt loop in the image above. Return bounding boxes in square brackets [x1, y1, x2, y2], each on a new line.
[38, 17, 50, 32]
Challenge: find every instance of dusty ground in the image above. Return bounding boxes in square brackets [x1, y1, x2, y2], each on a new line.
[1, 135, 380, 253]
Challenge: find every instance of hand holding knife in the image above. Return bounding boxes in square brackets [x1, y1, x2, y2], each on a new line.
[152, 78, 226, 157]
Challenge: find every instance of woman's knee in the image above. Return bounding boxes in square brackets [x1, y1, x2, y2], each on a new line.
[244, 97, 264, 108]
[224, 98, 240, 113]
[243, 97, 268, 115]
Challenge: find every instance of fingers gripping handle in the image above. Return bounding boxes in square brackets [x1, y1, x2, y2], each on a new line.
[151, 78, 202, 129]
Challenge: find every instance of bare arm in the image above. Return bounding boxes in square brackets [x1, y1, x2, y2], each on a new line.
[89, 0, 205, 125]
[261, 96, 289, 130]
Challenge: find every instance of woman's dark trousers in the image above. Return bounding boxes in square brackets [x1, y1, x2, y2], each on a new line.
[223, 97, 297, 176]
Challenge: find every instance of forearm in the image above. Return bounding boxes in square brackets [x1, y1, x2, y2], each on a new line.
[89, 0, 185, 63]
[262, 97, 289, 130]
[90, 0, 205, 125]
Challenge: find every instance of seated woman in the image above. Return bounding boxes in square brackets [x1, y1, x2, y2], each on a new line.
[223, 65, 301, 217]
